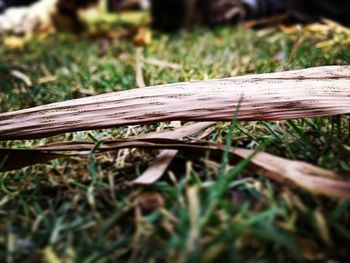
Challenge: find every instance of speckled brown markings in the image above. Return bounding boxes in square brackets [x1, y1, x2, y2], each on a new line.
[0, 66, 350, 140]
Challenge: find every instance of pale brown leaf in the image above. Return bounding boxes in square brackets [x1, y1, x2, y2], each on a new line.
[1, 139, 350, 198]
[232, 148, 350, 198]
[133, 149, 178, 184]
[1, 66, 350, 140]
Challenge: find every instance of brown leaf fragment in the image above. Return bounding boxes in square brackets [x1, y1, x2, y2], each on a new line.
[241, 13, 289, 28]
[135, 191, 164, 214]
[133, 149, 178, 184]
[0, 149, 65, 172]
[297, 238, 324, 261]
[133, 27, 152, 47]
[232, 148, 350, 199]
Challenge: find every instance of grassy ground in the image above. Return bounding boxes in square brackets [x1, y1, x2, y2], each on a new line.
[1, 14, 350, 263]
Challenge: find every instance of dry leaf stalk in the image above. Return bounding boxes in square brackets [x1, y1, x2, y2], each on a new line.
[1, 66, 349, 140]
[2, 138, 350, 198]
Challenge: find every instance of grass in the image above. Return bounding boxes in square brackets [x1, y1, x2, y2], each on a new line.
[1, 13, 350, 262]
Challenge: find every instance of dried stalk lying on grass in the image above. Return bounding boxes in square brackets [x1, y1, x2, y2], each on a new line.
[1, 138, 349, 198]
[0, 122, 215, 171]
[1, 66, 350, 140]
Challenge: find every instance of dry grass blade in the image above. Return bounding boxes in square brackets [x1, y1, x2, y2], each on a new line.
[135, 122, 215, 139]
[1, 138, 349, 198]
[1, 66, 350, 140]
[144, 58, 182, 70]
[135, 47, 146, 88]
[241, 13, 289, 28]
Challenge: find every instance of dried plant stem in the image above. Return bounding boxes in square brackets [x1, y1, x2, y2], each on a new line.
[0, 66, 349, 140]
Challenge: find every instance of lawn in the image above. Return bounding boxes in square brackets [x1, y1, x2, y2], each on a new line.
[0, 13, 350, 262]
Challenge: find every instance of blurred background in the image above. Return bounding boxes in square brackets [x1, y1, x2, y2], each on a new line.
[1, 1, 350, 263]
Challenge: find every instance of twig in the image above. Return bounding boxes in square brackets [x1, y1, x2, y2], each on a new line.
[135, 47, 146, 88]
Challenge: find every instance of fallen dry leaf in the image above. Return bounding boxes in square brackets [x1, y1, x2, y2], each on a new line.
[241, 13, 289, 29]
[280, 19, 350, 49]
[1, 138, 350, 199]
[133, 27, 152, 47]
[135, 191, 164, 214]
[1, 66, 350, 140]
[133, 149, 178, 184]
[231, 147, 350, 199]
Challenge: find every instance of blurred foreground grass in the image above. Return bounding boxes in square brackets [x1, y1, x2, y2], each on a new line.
[0, 13, 350, 263]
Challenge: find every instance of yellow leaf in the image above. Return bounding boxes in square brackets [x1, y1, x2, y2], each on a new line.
[3, 36, 28, 49]
[133, 27, 152, 46]
[43, 247, 62, 263]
